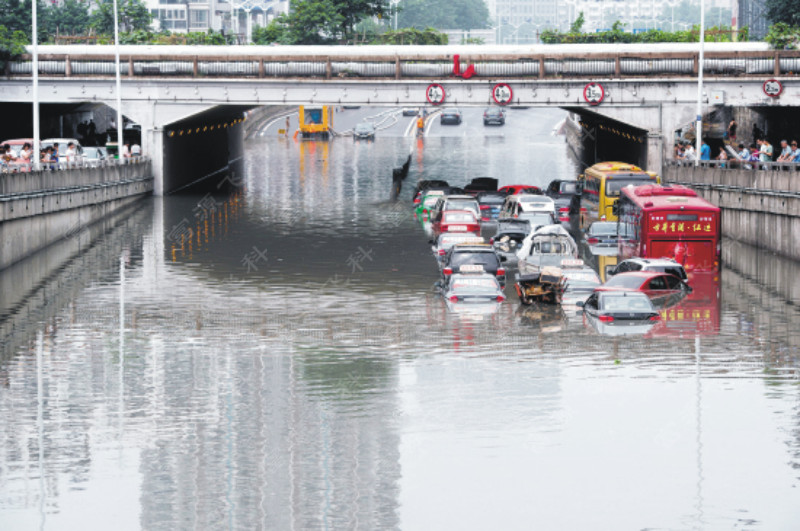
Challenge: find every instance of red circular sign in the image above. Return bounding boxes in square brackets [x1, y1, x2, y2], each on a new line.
[426, 83, 446, 105]
[492, 83, 513, 105]
[763, 79, 783, 98]
[583, 82, 605, 106]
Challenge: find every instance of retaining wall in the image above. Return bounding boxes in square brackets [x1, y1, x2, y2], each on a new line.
[664, 164, 800, 261]
[0, 161, 153, 269]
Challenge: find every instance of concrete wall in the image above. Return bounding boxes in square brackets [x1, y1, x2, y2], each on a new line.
[664, 164, 800, 261]
[0, 161, 153, 270]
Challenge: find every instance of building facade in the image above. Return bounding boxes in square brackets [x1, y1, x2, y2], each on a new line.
[145, 0, 289, 40]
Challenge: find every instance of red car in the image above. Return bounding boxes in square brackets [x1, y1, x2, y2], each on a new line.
[498, 185, 542, 195]
[595, 271, 692, 308]
[433, 210, 480, 237]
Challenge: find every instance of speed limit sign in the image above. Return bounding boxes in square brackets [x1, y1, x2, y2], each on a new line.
[426, 83, 446, 105]
[583, 82, 605, 106]
[492, 83, 513, 105]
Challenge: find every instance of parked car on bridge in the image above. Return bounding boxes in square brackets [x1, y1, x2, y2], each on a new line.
[440, 108, 462, 125]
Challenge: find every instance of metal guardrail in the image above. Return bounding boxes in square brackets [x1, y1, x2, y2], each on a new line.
[1, 156, 148, 174]
[7, 50, 800, 80]
[668, 159, 800, 171]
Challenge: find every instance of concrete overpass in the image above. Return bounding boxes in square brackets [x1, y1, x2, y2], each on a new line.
[2, 42, 799, 194]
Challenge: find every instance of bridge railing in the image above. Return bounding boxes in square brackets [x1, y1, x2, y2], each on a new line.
[668, 158, 800, 172]
[7, 50, 800, 80]
[1, 156, 148, 175]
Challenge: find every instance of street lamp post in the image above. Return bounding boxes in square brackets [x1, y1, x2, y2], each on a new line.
[695, 0, 705, 167]
[32, 0, 40, 171]
[113, 0, 124, 158]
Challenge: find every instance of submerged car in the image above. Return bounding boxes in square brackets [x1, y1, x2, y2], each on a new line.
[442, 243, 507, 286]
[432, 233, 483, 264]
[353, 122, 375, 140]
[433, 210, 481, 238]
[440, 108, 463, 125]
[490, 220, 530, 265]
[580, 291, 660, 335]
[476, 192, 506, 221]
[483, 107, 506, 126]
[517, 224, 579, 276]
[583, 221, 622, 248]
[498, 184, 542, 196]
[442, 272, 506, 316]
[416, 190, 445, 220]
[412, 179, 450, 200]
[429, 194, 481, 222]
[559, 260, 602, 306]
[597, 271, 691, 308]
[606, 258, 688, 282]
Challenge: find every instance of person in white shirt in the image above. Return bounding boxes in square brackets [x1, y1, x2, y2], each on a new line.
[131, 143, 141, 157]
[121, 142, 131, 159]
[65, 142, 77, 162]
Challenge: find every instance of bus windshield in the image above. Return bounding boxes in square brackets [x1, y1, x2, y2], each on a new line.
[605, 176, 657, 197]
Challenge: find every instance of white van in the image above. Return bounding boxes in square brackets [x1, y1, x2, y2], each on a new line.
[498, 195, 556, 229]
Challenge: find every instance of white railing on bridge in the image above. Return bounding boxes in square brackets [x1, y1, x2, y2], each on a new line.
[668, 158, 800, 172]
[1, 156, 148, 174]
[7, 43, 800, 80]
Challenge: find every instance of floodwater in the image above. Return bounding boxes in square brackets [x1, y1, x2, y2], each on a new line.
[1, 107, 799, 530]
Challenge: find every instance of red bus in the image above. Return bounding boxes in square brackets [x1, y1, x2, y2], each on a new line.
[616, 184, 721, 272]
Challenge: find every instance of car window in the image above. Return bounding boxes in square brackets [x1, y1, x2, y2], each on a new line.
[585, 294, 598, 309]
[663, 267, 687, 280]
[444, 212, 476, 223]
[450, 252, 499, 268]
[604, 274, 645, 289]
[664, 275, 682, 289]
[628, 262, 642, 271]
[648, 276, 668, 290]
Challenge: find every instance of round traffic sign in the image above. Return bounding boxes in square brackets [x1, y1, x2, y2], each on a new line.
[426, 83, 446, 105]
[763, 79, 783, 98]
[583, 82, 605, 105]
[492, 83, 513, 105]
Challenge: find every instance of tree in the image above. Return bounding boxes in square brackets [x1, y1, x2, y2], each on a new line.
[0, 24, 27, 69]
[252, 19, 291, 45]
[569, 11, 585, 34]
[90, 0, 153, 34]
[397, 0, 489, 30]
[765, 0, 800, 26]
[42, 0, 89, 36]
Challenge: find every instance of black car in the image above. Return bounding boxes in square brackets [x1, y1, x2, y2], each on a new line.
[483, 107, 505, 126]
[464, 177, 499, 195]
[440, 108, 462, 125]
[546, 179, 581, 223]
[441, 244, 506, 286]
[402, 108, 420, 116]
[353, 122, 375, 140]
[476, 192, 506, 221]
[412, 179, 450, 200]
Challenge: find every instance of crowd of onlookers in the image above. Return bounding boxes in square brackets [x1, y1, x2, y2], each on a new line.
[673, 118, 800, 169]
[1, 139, 142, 172]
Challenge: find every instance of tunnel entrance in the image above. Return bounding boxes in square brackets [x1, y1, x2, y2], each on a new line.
[565, 110, 648, 171]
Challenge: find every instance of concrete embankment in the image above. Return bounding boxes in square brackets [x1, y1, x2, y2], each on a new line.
[664, 164, 800, 261]
[0, 161, 153, 270]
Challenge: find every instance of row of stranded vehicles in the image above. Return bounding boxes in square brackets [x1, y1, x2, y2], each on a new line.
[414, 162, 722, 336]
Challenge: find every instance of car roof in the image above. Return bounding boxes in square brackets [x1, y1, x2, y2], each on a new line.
[445, 195, 478, 201]
[451, 243, 494, 251]
[624, 258, 683, 266]
[598, 290, 650, 299]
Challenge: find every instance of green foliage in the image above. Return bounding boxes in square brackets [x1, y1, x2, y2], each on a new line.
[541, 22, 744, 44]
[42, 0, 89, 36]
[90, 0, 153, 34]
[765, 22, 799, 49]
[397, 0, 489, 30]
[569, 11, 585, 34]
[765, 0, 800, 26]
[0, 24, 27, 69]
[375, 27, 448, 44]
[252, 20, 292, 45]
[117, 29, 236, 45]
[461, 36, 484, 44]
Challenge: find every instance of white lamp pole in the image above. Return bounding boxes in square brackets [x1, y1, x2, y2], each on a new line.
[32, 0, 40, 170]
[113, 0, 124, 158]
[695, 0, 705, 167]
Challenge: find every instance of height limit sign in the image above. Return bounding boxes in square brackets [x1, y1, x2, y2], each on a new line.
[492, 83, 513, 105]
[426, 84, 446, 105]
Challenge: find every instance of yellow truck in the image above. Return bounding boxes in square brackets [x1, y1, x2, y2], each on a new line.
[298, 106, 333, 139]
